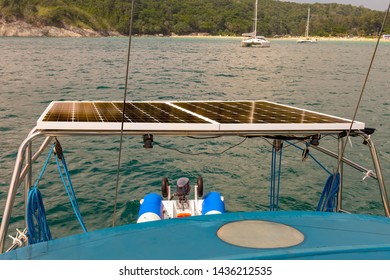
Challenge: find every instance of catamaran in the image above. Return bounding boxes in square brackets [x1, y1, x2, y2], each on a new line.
[241, 0, 271, 47]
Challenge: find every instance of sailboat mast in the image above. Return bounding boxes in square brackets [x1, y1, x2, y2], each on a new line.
[305, 7, 310, 38]
[254, 0, 258, 37]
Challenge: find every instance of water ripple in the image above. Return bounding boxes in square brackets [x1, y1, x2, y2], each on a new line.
[0, 37, 389, 241]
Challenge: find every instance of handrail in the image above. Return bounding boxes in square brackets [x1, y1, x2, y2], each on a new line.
[0, 129, 45, 253]
[311, 145, 378, 180]
[311, 133, 389, 217]
[18, 136, 54, 188]
[356, 131, 389, 217]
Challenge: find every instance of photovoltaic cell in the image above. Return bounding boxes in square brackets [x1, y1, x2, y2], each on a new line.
[42, 102, 209, 123]
[172, 101, 349, 124]
[37, 100, 364, 132]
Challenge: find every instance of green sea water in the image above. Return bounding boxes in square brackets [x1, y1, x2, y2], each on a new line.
[0, 37, 389, 244]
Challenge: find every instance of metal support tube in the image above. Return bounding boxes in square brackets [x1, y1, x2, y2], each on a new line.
[0, 129, 43, 253]
[22, 136, 54, 228]
[17, 136, 54, 188]
[336, 137, 344, 212]
[24, 142, 32, 228]
[357, 132, 390, 217]
[311, 145, 378, 180]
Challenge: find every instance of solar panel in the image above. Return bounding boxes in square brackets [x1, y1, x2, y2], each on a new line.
[41, 102, 209, 124]
[36, 100, 365, 133]
[173, 101, 346, 124]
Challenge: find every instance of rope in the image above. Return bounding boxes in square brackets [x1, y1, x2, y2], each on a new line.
[26, 144, 55, 244]
[27, 187, 52, 244]
[317, 173, 340, 212]
[55, 154, 87, 233]
[35, 144, 56, 185]
[26, 141, 88, 244]
[283, 140, 341, 211]
[285, 140, 332, 176]
[113, 0, 136, 227]
[284, 140, 342, 211]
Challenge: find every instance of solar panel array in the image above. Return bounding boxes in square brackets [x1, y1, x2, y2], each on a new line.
[37, 100, 364, 132]
[41, 102, 208, 124]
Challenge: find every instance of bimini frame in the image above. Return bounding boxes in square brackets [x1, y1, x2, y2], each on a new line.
[1, 101, 389, 253]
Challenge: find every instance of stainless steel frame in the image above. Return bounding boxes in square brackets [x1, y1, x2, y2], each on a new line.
[1, 127, 389, 253]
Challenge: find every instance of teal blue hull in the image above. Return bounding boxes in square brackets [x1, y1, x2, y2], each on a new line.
[2, 211, 390, 260]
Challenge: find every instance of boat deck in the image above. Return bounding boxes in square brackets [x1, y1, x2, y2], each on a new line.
[2, 211, 390, 260]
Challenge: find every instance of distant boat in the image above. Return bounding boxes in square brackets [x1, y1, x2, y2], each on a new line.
[297, 7, 317, 43]
[241, 0, 270, 47]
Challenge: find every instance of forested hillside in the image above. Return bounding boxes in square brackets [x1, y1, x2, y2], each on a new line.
[0, 0, 388, 36]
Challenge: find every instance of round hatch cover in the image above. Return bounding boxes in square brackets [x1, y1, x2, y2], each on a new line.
[217, 220, 304, 249]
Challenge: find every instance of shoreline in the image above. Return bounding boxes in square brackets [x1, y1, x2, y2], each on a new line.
[0, 20, 120, 37]
[1, 21, 388, 42]
[169, 34, 385, 42]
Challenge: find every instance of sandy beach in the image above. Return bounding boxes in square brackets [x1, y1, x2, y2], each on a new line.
[169, 34, 388, 42]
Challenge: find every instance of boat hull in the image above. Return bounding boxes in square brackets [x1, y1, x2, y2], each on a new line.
[241, 37, 271, 48]
[297, 39, 317, 43]
[2, 211, 390, 260]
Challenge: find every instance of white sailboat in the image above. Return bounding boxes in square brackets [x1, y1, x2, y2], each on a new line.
[241, 0, 271, 47]
[297, 7, 317, 43]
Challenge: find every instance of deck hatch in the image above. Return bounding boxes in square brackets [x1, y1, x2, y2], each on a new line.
[217, 220, 305, 249]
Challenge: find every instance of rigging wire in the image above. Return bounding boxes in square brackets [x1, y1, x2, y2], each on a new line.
[326, 3, 390, 211]
[344, 3, 389, 138]
[154, 137, 248, 156]
[112, 0, 136, 227]
[187, 135, 224, 140]
[284, 140, 332, 176]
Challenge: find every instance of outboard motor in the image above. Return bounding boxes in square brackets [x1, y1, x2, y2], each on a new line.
[202, 191, 225, 215]
[137, 193, 163, 223]
[137, 175, 224, 221]
[176, 177, 190, 200]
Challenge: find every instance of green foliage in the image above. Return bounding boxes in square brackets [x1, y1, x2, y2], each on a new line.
[0, 0, 389, 36]
[36, 6, 106, 29]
